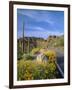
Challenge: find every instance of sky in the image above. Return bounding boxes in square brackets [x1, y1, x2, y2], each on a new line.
[17, 9, 64, 39]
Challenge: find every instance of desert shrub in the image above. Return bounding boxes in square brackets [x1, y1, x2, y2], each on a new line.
[59, 38, 64, 46]
[55, 38, 64, 47]
[17, 60, 57, 80]
[31, 48, 40, 55]
[17, 43, 23, 60]
[44, 62, 56, 79]
[44, 50, 56, 62]
[23, 54, 35, 60]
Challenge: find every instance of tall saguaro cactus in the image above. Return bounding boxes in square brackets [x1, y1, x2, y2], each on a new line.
[23, 21, 24, 53]
[23, 21, 30, 54]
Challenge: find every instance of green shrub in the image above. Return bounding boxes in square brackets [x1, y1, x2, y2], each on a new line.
[23, 54, 35, 60]
[17, 43, 23, 60]
[55, 38, 64, 47]
[31, 48, 40, 55]
[44, 50, 56, 62]
[44, 62, 56, 79]
[17, 60, 57, 80]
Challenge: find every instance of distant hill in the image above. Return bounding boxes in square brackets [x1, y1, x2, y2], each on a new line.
[47, 35, 64, 47]
[17, 35, 64, 53]
[17, 37, 46, 53]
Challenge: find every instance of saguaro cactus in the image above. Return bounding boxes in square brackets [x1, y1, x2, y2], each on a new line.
[23, 21, 24, 53]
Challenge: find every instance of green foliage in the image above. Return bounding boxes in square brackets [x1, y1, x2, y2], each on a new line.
[31, 48, 40, 54]
[54, 37, 64, 47]
[17, 60, 57, 80]
[47, 35, 64, 47]
[17, 43, 23, 60]
[59, 38, 64, 46]
[23, 54, 35, 60]
[44, 62, 56, 78]
[17, 35, 64, 80]
[44, 50, 56, 62]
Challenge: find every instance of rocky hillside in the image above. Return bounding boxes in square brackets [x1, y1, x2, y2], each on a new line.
[17, 37, 46, 53]
[17, 35, 64, 53]
[47, 35, 64, 47]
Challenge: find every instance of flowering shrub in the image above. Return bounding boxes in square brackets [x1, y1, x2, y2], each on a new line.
[17, 60, 57, 80]
[31, 48, 40, 55]
[44, 50, 56, 62]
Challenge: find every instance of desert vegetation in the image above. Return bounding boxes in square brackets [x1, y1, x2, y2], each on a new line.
[17, 60, 57, 80]
[17, 35, 64, 80]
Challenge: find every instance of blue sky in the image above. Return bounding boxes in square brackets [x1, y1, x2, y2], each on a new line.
[17, 9, 64, 39]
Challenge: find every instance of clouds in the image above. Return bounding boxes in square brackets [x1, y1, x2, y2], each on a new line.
[17, 9, 64, 39]
[17, 9, 54, 25]
[24, 30, 63, 39]
[17, 25, 63, 39]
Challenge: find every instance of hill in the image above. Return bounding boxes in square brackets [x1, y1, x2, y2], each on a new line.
[17, 35, 64, 54]
[47, 35, 64, 48]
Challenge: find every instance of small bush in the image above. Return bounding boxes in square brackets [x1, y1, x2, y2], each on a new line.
[17, 43, 23, 60]
[23, 54, 35, 60]
[45, 62, 56, 79]
[31, 48, 40, 55]
[44, 50, 56, 62]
